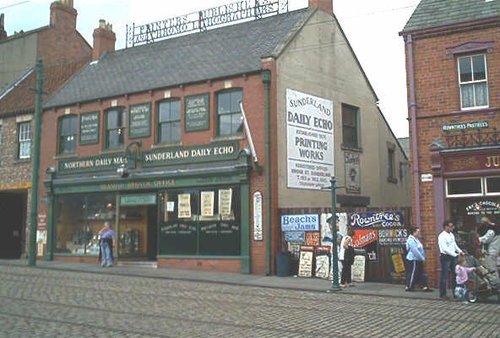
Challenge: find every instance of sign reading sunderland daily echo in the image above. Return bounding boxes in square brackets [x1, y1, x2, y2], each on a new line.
[286, 89, 334, 190]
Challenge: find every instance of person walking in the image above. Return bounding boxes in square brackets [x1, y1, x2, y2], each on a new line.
[438, 220, 464, 300]
[478, 216, 499, 285]
[339, 228, 355, 287]
[98, 221, 115, 267]
[405, 226, 431, 292]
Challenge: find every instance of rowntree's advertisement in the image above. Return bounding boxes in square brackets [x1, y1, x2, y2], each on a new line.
[286, 89, 334, 190]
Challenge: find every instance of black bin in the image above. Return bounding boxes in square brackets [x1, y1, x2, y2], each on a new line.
[276, 251, 291, 277]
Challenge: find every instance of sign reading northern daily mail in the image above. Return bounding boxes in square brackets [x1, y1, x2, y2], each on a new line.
[286, 89, 334, 190]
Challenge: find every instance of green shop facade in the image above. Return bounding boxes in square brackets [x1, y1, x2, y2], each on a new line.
[44, 141, 253, 273]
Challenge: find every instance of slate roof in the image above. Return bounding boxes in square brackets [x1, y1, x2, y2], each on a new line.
[0, 61, 88, 117]
[403, 0, 500, 33]
[45, 8, 313, 109]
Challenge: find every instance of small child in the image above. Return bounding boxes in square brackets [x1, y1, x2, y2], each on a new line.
[454, 255, 476, 300]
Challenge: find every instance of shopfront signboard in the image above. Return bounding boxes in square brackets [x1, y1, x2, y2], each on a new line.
[185, 93, 210, 132]
[80, 112, 100, 145]
[120, 193, 157, 206]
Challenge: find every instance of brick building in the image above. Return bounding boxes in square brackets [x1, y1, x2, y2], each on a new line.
[39, 0, 411, 277]
[401, 0, 500, 286]
[0, 0, 92, 258]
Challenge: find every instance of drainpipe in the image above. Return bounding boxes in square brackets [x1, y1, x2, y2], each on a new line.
[262, 70, 272, 275]
[406, 34, 422, 229]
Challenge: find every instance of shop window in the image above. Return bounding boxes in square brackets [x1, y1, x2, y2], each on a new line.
[157, 99, 180, 144]
[58, 115, 77, 154]
[446, 178, 482, 197]
[105, 108, 125, 149]
[159, 187, 241, 256]
[55, 193, 116, 255]
[217, 89, 242, 137]
[486, 176, 500, 195]
[18, 121, 31, 159]
[458, 54, 489, 109]
[342, 103, 360, 149]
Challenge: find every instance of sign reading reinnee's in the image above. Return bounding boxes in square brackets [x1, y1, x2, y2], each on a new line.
[286, 89, 334, 190]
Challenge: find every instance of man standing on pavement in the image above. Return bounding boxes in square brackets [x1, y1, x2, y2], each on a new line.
[438, 220, 463, 300]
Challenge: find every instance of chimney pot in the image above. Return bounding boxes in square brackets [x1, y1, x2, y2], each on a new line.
[93, 19, 116, 61]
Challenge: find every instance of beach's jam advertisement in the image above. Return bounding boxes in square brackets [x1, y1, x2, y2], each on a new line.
[286, 89, 334, 190]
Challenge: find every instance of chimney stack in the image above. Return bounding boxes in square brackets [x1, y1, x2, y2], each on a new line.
[0, 14, 7, 40]
[50, 0, 77, 30]
[92, 19, 116, 60]
[308, 0, 333, 16]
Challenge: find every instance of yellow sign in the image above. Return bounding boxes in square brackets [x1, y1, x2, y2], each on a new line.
[0, 181, 32, 191]
[392, 254, 406, 273]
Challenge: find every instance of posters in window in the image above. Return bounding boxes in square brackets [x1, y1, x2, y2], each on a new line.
[178, 193, 191, 218]
[298, 246, 314, 277]
[219, 188, 232, 215]
[352, 255, 365, 282]
[315, 246, 331, 279]
[286, 88, 334, 190]
[200, 191, 214, 217]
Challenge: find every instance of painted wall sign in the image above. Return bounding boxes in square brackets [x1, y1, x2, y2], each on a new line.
[129, 103, 151, 138]
[185, 93, 210, 132]
[345, 152, 361, 193]
[442, 121, 488, 132]
[79, 111, 100, 145]
[349, 211, 404, 229]
[466, 200, 500, 215]
[253, 192, 263, 241]
[286, 88, 334, 190]
[281, 214, 319, 232]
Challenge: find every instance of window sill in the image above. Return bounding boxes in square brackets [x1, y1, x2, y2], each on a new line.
[212, 135, 244, 142]
[151, 142, 183, 149]
[54, 153, 78, 160]
[341, 145, 362, 153]
[13, 158, 31, 164]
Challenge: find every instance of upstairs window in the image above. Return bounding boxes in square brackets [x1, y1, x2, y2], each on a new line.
[217, 90, 242, 137]
[58, 115, 77, 154]
[158, 99, 180, 144]
[458, 54, 488, 109]
[342, 103, 360, 149]
[387, 143, 397, 183]
[105, 108, 125, 149]
[18, 122, 32, 159]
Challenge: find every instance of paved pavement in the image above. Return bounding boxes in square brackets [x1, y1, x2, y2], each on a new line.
[1, 260, 499, 338]
[0, 259, 439, 299]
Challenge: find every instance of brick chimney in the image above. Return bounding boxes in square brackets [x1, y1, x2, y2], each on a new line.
[92, 19, 116, 60]
[50, 0, 77, 30]
[0, 14, 7, 41]
[309, 0, 333, 16]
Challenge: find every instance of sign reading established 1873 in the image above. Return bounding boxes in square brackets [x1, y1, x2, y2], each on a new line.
[185, 94, 209, 132]
[129, 103, 151, 138]
[80, 112, 100, 145]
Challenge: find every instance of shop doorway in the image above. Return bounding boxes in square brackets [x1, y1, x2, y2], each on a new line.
[0, 192, 26, 258]
[117, 204, 158, 261]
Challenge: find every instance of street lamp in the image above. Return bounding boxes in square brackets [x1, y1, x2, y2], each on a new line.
[324, 176, 344, 291]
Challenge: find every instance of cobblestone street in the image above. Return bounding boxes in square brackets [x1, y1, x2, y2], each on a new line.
[1, 265, 499, 338]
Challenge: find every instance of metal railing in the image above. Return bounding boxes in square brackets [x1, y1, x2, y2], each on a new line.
[444, 129, 499, 149]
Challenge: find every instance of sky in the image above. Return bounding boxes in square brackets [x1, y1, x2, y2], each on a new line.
[1, 0, 420, 138]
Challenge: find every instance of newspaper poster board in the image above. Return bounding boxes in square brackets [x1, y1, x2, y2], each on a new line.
[352, 255, 366, 282]
[315, 246, 330, 279]
[298, 246, 314, 277]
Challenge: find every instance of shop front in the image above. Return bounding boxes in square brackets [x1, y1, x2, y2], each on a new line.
[45, 142, 252, 273]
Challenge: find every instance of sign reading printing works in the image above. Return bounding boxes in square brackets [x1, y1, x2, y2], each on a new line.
[286, 89, 334, 190]
[58, 142, 239, 174]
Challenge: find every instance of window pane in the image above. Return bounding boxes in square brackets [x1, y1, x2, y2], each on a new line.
[459, 57, 472, 82]
[230, 91, 242, 112]
[107, 129, 123, 148]
[472, 55, 486, 80]
[219, 115, 232, 136]
[474, 82, 488, 106]
[486, 177, 500, 194]
[447, 178, 482, 195]
[461, 84, 474, 108]
[171, 121, 180, 142]
[218, 92, 231, 114]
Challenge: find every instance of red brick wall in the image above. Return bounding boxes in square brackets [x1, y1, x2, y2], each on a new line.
[407, 25, 500, 286]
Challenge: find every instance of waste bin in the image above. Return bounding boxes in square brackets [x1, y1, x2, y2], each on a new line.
[276, 251, 291, 277]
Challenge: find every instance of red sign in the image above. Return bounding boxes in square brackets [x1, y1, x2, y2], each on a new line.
[352, 229, 378, 248]
[305, 232, 320, 246]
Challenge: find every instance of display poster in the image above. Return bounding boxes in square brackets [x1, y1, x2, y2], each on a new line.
[80, 111, 100, 145]
[281, 214, 319, 232]
[379, 228, 408, 246]
[352, 255, 366, 282]
[345, 152, 361, 193]
[184, 93, 210, 132]
[178, 193, 191, 218]
[166, 201, 175, 212]
[364, 241, 379, 262]
[352, 229, 378, 248]
[285, 232, 305, 244]
[286, 88, 334, 190]
[349, 211, 404, 228]
[218, 189, 232, 215]
[298, 246, 314, 277]
[315, 246, 331, 279]
[253, 192, 263, 241]
[305, 231, 320, 246]
[200, 191, 214, 217]
[129, 103, 151, 138]
[392, 253, 406, 274]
